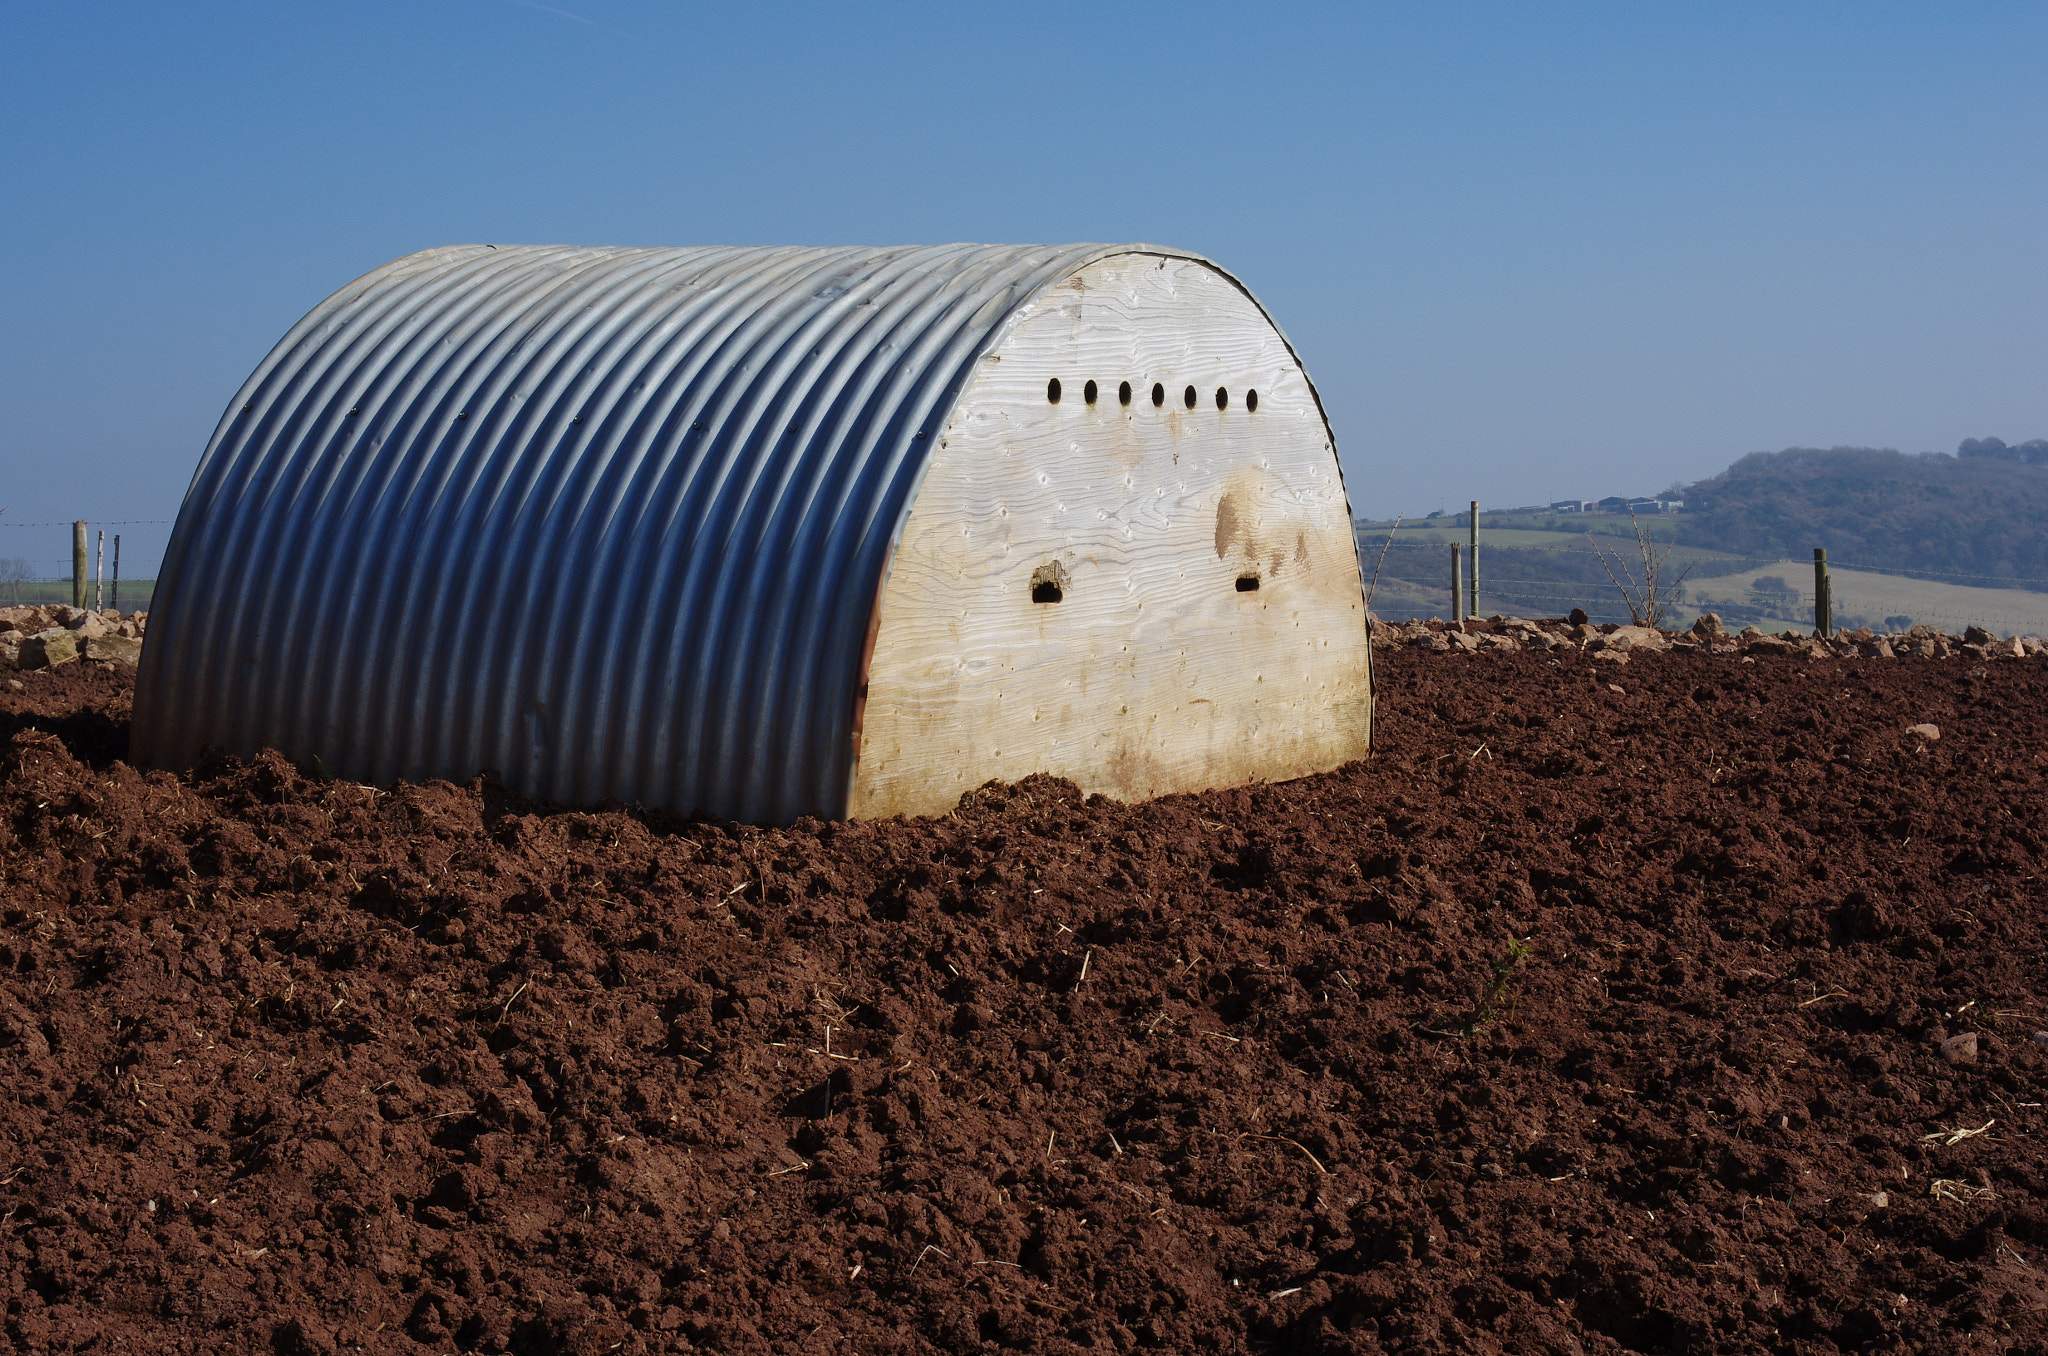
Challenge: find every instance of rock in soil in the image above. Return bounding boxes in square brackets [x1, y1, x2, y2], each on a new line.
[79, 633, 142, 667]
[1, 654, 2047, 1354]
[15, 630, 79, 671]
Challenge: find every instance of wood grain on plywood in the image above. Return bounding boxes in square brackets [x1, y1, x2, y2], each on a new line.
[850, 254, 1371, 818]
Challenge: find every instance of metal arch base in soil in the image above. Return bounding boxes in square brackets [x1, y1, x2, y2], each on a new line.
[3, 653, 2048, 1354]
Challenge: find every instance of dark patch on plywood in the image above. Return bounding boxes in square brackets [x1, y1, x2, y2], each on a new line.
[1215, 492, 1241, 559]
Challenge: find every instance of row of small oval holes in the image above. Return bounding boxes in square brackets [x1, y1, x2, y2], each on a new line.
[1035, 378, 1262, 602]
[1033, 573, 1260, 604]
[1049, 378, 1257, 412]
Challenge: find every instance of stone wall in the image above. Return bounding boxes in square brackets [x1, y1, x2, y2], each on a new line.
[0, 606, 146, 675]
[10, 599, 2039, 686]
[1371, 610, 2045, 665]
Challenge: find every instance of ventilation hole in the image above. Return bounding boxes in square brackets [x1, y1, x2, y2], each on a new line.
[1031, 561, 1069, 601]
[1236, 576, 1261, 592]
[1215, 387, 1228, 410]
[1183, 385, 1197, 409]
[1084, 379, 1098, 404]
[1047, 377, 1062, 404]
[1246, 388, 1258, 412]
[1151, 382, 1165, 407]
[1119, 380, 1132, 406]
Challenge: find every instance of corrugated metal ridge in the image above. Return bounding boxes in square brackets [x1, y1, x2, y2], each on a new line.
[141, 242, 1286, 822]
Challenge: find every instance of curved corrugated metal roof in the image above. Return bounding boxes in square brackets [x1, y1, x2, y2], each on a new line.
[134, 241, 1334, 823]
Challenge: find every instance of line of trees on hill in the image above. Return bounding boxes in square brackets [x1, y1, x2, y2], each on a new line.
[1667, 445, 2048, 589]
[1959, 437, 2048, 465]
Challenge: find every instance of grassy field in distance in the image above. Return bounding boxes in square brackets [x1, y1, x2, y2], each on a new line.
[1690, 562, 2048, 636]
[1354, 518, 2048, 635]
[1, 580, 156, 612]
[1360, 526, 1755, 569]
[1359, 518, 1742, 560]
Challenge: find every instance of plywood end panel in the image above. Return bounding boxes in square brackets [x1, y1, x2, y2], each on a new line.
[849, 254, 1370, 819]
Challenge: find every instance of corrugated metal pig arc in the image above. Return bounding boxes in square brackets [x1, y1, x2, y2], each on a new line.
[135, 243, 1195, 822]
[382, 247, 856, 805]
[292, 249, 633, 777]
[325, 249, 711, 785]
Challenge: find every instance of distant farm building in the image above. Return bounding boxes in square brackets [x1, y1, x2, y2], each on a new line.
[133, 244, 1373, 823]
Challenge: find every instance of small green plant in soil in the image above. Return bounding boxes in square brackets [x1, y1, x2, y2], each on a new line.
[1465, 935, 1534, 1034]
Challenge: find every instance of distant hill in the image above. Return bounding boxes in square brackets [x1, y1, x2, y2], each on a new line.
[1670, 445, 2048, 590]
[1351, 440, 2048, 629]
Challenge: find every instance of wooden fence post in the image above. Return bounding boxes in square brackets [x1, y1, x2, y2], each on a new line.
[111, 535, 121, 615]
[1468, 500, 1480, 619]
[1451, 544, 1464, 622]
[1813, 547, 1832, 638]
[71, 522, 87, 610]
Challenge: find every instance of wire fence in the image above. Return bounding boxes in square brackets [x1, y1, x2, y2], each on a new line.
[0, 519, 170, 529]
[0, 518, 171, 601]
[1356, 531, 2048, 633]
[1353, 529, 2048, 590]
[0, 514, 2040, 629]
[0, 518, 165, 610]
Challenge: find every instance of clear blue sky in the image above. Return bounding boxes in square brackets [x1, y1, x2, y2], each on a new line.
[4, 1, 2044, 578]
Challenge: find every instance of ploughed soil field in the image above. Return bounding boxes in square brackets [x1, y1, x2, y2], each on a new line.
[2, 650, 2047, 1356]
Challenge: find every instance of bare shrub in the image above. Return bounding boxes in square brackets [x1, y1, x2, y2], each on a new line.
[0, 557, 33, 606]
[1587, 509, 1693, 628]
[1364, 514, 1403, 611]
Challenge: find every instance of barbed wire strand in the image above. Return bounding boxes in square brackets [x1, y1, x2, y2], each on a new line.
[0, 520, 171, 528]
